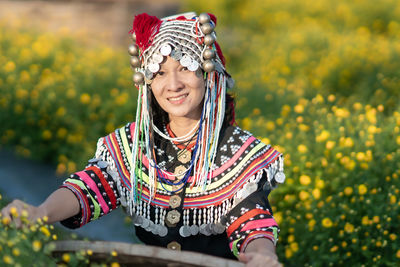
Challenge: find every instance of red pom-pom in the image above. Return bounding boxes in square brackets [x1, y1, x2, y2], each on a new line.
[130, 13, 162, 51]
[208, 13, 217, 26]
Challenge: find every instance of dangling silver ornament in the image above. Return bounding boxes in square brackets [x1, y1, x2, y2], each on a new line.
[203, 49, 215, 60]
[203, 60, 215, 72]
[200, 23, 215, 35]
[199, 13, 211, 24]
[130, 56, 141, 68]
[133, 72, 144, 85]
[128, 44, 139, 56]
[204, 34, 216, 46]
[131, 32, 136, 41]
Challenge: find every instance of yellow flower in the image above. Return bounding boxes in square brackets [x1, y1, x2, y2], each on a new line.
[344, 223, 354, 233]
[344, 187, 353, 196]
[290, 242, 299, 252]
[261, 137, 271, 145]
[52, 234, 58, 240]
[294, 104, 304, 113]
[297, 144, 307, 153]
[274, 212, 282, 225]
[299, 191, 309, 201]
[322, 218, 333, 228]
[356, 152, 366, 161]
[313, 245, 319, 251]
[42, 130, 52, 140]
[326, 141, 335, 150]
[62, 253, 70, 263]
[335, 108, 350, 118]
[2, 217, 11, 225]
[12, 248, 20, 256]
[111, 263, 121, 267]
[32, 240, 42, 252]
[342, 241, 347, 248]
[4, 61, 16, 72]
[390, 234, 397, 241]
[299, 175, 311, 185]
[288, 235, 295, 243]
[308, 219, 316, 228]
[316, 179, 325, 189]
[390, 195, 397, 204]
[111, 250, 118, 257]
[358, 184, 368, 195]
[330, 245, 339, 252]
[327, 94, 335, 102]
[316, 130, 330, 142]
[285, 247, 293, 258]
[87, 249, 93, 256]
[10, 207, 18, 217]
[40, 226, 51, 237]
[353, 102, 362, 110]
[373, 216, 380, 223]
[80, 93, 91, 104]
[361, 216, 369, 225]
[312, 189, 321, 199]
[3, 255, 14, 265]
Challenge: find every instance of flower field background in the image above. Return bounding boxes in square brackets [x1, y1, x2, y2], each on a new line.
[1, 0, 400, 266]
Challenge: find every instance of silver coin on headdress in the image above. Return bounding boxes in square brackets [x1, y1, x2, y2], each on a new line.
[152, 53, 164, 64]
[160, 44, 172, 56]
[180, 55, 192, 67]
[145, 69, 153, 80]
[148, 62, 160, 73]
[188, 60, 199, 72]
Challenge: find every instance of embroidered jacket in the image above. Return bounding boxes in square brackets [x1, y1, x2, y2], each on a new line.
[61, 122, 284, 259]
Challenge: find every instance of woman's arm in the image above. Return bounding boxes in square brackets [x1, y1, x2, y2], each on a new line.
[1, 188, 80, 226]
[239, 238, 282, 267]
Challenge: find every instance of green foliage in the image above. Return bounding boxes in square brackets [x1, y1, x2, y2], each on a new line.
[182, 0, 400, 266]
[1, 0, 400, 265]
[0, 22, 136, 173]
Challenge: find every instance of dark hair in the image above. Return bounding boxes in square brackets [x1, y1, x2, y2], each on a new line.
[150, 90, 236, 129]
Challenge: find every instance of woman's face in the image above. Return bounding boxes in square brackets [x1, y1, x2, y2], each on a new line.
[151, 56, 205, 122]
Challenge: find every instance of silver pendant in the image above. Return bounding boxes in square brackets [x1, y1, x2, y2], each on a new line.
[158, 225, 168, 237]
[190, 225, 199, 235]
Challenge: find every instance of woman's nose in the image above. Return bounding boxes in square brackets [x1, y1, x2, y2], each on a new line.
[166, 72, 184, 91]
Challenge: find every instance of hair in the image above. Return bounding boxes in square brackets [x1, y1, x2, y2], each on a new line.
[150, 90, 235, 130]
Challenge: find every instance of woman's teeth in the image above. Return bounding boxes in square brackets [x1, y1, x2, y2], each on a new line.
[169, 94, 187, 101]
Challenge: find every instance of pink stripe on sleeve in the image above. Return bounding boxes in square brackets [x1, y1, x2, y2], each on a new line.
[76, 171, 110, 214]
[241, 218, 278, 232]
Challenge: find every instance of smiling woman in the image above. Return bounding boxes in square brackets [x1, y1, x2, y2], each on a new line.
[1, 11, 285, 267]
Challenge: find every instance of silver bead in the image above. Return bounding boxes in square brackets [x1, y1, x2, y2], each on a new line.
[128, 44, 139, 56]
[203, 49, 215, 60]
[131, 32, 136, 41]
[204, 34, 216, 46]
[199, 13, 211, 24]
[133, 72, 144, 85]
[130, 56, 141, 68]
[203, 60, 215, 72]
[200, 23, 215, 35]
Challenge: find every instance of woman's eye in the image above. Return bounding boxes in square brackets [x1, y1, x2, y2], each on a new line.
[157, 71, 165, 76]
[181, 67, 189, 71]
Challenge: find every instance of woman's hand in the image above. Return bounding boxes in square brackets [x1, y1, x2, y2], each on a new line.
[238, 251, 282, 267]
[1, 199, 47, 227]
[238, 238, 282, 267]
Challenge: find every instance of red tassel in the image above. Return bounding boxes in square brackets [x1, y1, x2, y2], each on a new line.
[208, 13, 217, 26]
[130, 13, 162, 51]
[214, 41, 226, 66]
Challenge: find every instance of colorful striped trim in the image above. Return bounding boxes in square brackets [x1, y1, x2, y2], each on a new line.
[76, 171, 110, 214]
[240, 230, 276, 253]
[86, 166, 117, 209]
[227, 209, 271, 237]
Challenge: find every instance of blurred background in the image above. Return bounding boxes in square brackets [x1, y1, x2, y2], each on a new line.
[1, 0, 399, 266]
